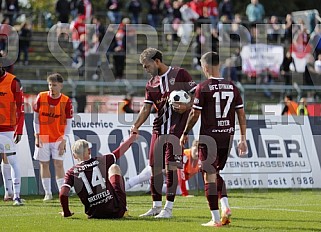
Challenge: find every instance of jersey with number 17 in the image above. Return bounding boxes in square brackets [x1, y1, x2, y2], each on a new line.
[193, 77, 243, 137]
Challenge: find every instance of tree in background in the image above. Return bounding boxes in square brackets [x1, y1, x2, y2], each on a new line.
[24, 0, 321, 28]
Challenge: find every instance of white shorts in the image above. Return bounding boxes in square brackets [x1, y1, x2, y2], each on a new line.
[0, 131, 16, 154]
[33, 141, 65, 162]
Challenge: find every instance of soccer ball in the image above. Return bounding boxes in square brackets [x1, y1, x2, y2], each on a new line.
[168, 90, 191, 105]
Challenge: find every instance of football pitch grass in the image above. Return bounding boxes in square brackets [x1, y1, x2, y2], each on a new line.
[1, 189, 320, 232]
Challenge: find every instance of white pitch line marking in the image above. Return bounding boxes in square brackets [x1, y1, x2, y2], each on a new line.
[232, 206, 321, 214]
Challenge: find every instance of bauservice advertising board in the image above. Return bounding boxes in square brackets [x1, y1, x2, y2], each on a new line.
[9, 114, 321, 194]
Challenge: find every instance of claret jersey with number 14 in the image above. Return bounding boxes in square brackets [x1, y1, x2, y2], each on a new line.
[63, 154, 123, 218]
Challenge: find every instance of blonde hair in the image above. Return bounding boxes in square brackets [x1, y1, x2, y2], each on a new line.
[139, 47, 163, 64]
[72, 139, 89, 158]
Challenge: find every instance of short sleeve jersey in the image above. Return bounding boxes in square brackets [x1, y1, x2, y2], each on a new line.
[63, 154, 125, 218]
[144, 66, 196, 135]
[193, 77, 243, 137]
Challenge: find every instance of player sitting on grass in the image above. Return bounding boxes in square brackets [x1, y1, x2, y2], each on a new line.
[59, 134, 136, 219]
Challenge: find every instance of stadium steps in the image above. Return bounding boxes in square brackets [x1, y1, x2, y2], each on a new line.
[13, 30, 197, 80]
[13, 29, 253, 96]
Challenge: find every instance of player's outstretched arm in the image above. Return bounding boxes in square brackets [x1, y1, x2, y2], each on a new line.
[112, 133, 138, 160]
[130, 103, 152, 134]
[59, 186, 74, 217]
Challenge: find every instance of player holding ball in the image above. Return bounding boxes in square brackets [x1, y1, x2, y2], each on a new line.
[130, 48, 196, 218]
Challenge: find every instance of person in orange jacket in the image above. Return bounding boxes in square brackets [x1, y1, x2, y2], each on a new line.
[178, 139, 200, 196]
[282, 95, 298, 115]
[33, 73, 73, 201]
[0, 61, 24, 206]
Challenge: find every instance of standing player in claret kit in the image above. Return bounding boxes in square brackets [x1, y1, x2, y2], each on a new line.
[125, 139, 200, 197]
[130, 47, 197, 218]
[59, 134, 137, 219]
[33, 73, 73, 201]
[180, 52, 247, 227]
[0, 63, 24, 206]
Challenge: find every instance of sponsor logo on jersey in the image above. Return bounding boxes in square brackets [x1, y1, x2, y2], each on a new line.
[212, 127, 234, 133]
[156, 96, 168, 104]
[41, 112, 61, 118]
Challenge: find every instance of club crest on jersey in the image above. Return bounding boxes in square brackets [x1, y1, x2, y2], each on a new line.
[4, 144, 10, 150]
[189, 81, 196, 86]
[169, 78, 175, 85]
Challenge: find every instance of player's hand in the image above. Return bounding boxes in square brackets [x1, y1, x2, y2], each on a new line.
[237, 140, 248, 156]
[35, 134, 43, 148]
[172, 102, 187, 114]
[180, 134, 188, 147]
[130, 125, 139, 136]
[58, 140, 66, 156]
[14, 134, 22, 144]
[59, 211, 74, 217]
